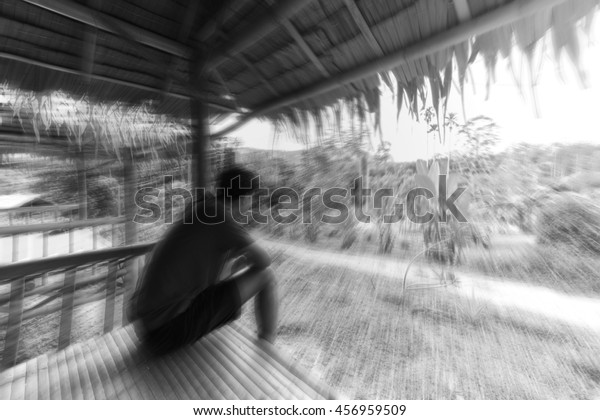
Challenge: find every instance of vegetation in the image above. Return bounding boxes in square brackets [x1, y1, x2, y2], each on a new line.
[536, 192, 600, 255]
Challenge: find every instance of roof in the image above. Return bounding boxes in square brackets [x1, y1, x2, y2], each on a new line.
[0, 0, 598, 141]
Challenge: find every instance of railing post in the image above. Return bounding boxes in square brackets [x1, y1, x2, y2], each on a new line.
[103, 261, 118, 334]
[42, 214, 49, 285]
[76, 150, 88, 220]
[42, 233, 49, 283]
[12, 234, 19, 263]
[103, 223, 119, 333]
[91, 226, 98, 275]
[122, 148, 138, 325]
[57, 269, 76, 350]
[57, 228, 76, 350]
[1, 277, 25, 369]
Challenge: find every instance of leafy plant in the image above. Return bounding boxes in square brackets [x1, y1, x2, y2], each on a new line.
[414, 158, 469, 264]
[536, 192, 600, 255]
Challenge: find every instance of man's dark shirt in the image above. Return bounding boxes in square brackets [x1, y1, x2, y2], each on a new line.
[130, 197, 253, 331]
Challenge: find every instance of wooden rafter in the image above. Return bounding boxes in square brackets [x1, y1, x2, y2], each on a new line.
[212, 68, 240, 112]
[81, 27, 97, 82]
[81, 0, 100, 82]
[238, 54, 279, 96]
[196, 0, 239, 42]
[162, 0, 203, 96]
[342, 0, 384, 56]
[22, 0, 191, 58]
[205, 0, 316, 70]
[22, 0, 239, 112]
[281, 19, 329, 77]
[212, 0, 575, 138]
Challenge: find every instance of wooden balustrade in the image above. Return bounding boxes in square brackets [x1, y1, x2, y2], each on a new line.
[0, 208, 156, 370]
[0, 217, 125, 236]
[0, 204, 79, 216]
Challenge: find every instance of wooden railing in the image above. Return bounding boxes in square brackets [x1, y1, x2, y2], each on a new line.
[0, 242, 156, 370]
[0, 216, 156, 370]
[0, 204, 79, 225]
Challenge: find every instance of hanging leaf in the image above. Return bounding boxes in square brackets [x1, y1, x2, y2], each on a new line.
[396, 85, 404, 121]
[427, 58, 441, 117]
[524, 45, 540, 118]
[32, 114, 40, 142]
[468, 40, 480, 65]
[454, 41, 469, 121]
[380, 71, 394, 92]
[39, 94, 50, 130]
[441, 60, 453, 100]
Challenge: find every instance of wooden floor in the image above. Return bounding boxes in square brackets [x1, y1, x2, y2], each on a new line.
[0, 323, 337, 399]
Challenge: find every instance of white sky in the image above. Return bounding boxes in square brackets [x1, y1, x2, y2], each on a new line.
[213, 18, 600, 162]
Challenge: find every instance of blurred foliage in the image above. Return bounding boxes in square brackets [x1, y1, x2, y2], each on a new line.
[536, 192, 600, 255]
[87, 176, 119, 218]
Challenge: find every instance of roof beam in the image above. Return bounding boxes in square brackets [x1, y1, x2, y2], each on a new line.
[205, 0, 315, 70]
[22, 0, 191, 58]
[162, 0, 203, 96]
[237, 54, 279, 97]
[0, 51, 237, 113]
[196, 0, 238, 42]
[281, 19, 329, 77]
[212, 69, 241, 112]
[81, 0, 100, 82]
[211, 0, 574, 137]
[342, 0, 385, 56]
[81, 25, 97, 82]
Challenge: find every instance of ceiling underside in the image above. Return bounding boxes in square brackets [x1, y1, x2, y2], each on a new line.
[0, 0, 598, 139]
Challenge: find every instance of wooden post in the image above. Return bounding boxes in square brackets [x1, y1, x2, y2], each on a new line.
[76, 150, 88, 220]
[103, 223, 119, 332]
[42, 231, 49, 285]
[122, 148, 138, 324]
[189, 49, 210, 190]
[91, 226, 98, 275]
[58, 228, 76, 350]
[57, 270, 76, 349]
[12, 234, 19, 263]
[1, 277, 25, 369]
[103, 261, 118, 333]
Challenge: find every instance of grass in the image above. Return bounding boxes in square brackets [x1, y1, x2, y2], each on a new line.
[236, 239, 600, 399]
[461, 235, 600, 297]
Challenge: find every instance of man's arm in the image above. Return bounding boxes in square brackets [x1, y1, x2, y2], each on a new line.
[229, 242, 271, 278]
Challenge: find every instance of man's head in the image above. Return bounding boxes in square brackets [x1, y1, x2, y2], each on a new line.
[217, 166, 257, 219]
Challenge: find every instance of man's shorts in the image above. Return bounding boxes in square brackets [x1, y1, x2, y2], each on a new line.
[142, 280, 242, 356]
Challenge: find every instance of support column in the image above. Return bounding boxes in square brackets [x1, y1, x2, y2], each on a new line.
[122, 147, 138, 325]
[189, 49, 210, 190]
[76, 150, 88, 220]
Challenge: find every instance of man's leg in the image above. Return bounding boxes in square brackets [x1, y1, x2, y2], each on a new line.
[232, 267, 278, 342]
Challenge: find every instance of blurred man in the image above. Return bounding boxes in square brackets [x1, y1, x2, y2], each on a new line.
[130, 167, 277, 356]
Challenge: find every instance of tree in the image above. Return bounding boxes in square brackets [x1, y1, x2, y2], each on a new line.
[458, 116, 499, 174]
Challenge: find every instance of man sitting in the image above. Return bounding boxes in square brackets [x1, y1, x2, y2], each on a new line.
[130, 167, 278, 355]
